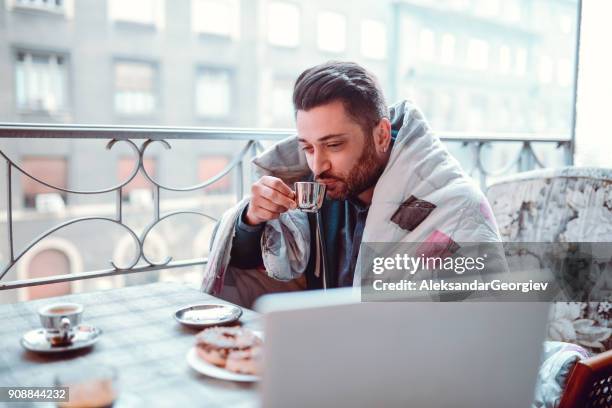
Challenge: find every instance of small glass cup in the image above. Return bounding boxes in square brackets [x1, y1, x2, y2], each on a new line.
[54, 364, 118, 408]
[294, 182, 326, 212]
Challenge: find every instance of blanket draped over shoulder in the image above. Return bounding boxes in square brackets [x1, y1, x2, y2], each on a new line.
[201, 100, 501, 297]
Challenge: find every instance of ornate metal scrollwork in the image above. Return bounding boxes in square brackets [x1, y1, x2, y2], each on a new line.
[0, 137, 261, 289]
[0, 139, 141, 194]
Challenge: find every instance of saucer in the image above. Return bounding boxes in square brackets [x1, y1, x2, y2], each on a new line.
[174, 303, 242, 328]
[21, 324, 102, 353]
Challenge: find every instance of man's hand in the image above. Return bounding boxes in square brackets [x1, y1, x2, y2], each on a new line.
[244, 176, 297, 226]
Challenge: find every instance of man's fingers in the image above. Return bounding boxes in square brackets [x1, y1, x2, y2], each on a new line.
[262, 176, 295, 199]
[253, 205, 279, 221]
[256, 196, 288, 214]
[250, 176, 297, 221]
[259, 185, 296, 210]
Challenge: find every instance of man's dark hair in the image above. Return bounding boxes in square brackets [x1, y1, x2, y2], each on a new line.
[292, 61, 388, 135]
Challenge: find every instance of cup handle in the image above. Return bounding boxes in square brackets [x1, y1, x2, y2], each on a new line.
[60, 317, 71, 340]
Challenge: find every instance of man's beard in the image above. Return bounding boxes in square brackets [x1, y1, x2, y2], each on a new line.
[316, 137, 387, 201]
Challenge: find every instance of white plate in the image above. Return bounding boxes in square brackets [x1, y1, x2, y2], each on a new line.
[186, 347, 260, 382]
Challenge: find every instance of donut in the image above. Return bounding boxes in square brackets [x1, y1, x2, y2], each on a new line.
[195, 327, 262, 368]
[225, 346, 262, 375]
[196, 343, 227, 367]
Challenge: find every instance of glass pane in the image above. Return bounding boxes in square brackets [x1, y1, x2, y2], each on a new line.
[110, 0, 156, 24]
[192, 0, 236, 37]
[394, 0, 578, 135]
[114, 61, 156, 114]
[195, 69, 231, 117]
[15, 63, 26, 108]
[13, 52, 67, 112]
[267, 1, 300, 47]
[361, 20, 386, 60]
[317, 11, 346, 53]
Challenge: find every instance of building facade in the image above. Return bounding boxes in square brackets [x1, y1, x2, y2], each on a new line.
[0, 0, 578, 303]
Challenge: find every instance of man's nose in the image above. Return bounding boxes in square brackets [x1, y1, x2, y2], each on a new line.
[311, 150, 330, 177]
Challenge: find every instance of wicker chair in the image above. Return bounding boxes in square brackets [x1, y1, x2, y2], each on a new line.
[558, 349, 612, 408]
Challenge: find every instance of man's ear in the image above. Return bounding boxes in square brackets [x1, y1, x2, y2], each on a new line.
[375, 118, 392, 153]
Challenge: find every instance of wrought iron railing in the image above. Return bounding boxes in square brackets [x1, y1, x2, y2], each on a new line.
[0, 123, 572, 291]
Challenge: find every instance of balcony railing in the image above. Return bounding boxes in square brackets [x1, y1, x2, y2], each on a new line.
[0, 123, 573, 291]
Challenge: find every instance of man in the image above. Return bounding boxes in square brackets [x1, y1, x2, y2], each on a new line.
[202, 61, 500, 307]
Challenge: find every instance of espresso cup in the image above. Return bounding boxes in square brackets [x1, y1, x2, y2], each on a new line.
[38, 303, 83, 346]
[295, 182, 326, 213]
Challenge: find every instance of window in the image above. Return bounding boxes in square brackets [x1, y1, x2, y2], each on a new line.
[108, 0, 164, 28]
[502, 1, 522, 23]
[21, 157, 68, 208]
[198, 156, 232, 193]
[114, 61, 157, 115]
[394, 0, 578, 137]
[195, 68, 232, 118]
[118, 157, 156, 202]
[467, 38, 489, 70]
[361, 20, 386, 60]
[192, 0, 240, 38]
[317, 11, 346, 53]
[515, 47, 527, 76]
[440, 33, 455, 65]
[499, 45, 511, 74]
[418, 29, 435, 61]
[15, 51, 68, 113]
[14, 0, 65, 12]
[267, 1, 300, 48]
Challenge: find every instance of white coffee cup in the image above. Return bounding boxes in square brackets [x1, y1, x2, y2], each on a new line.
[38, 303, 83, 346]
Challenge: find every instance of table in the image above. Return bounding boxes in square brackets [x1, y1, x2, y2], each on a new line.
[0, 282, 261, 407]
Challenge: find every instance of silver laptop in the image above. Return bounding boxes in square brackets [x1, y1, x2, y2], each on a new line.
[255, 288, 549, 408]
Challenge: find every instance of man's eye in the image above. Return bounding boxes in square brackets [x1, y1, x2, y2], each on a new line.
[327, 143, 343, 149]
[301, 146, 313, 152]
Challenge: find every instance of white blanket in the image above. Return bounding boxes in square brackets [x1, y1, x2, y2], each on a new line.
[201, 100, 501, 293]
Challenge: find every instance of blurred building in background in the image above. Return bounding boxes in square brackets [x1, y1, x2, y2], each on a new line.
[0, 0, 580, 302]
[0, 0, 578, 130]
[392, 0, 577, 135]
